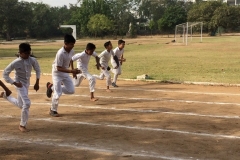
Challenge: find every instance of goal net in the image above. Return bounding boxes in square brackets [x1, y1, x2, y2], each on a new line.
[175, 22, 203, 45]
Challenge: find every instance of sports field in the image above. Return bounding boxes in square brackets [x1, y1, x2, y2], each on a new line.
[1, 36, 240, 159]
[1, 35, 240, 83]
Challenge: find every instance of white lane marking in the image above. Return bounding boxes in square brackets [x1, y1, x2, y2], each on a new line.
[82, 86, 240, 96]
[2, 80, 240, 96]
[50, 86, 240, 96]
[0, 134, 190, 160]
[0, 100, 240, 120]
[27, 92, 240, 106]
[1, 116, 240, 140]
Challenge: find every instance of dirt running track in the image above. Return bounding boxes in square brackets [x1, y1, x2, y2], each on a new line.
[1, 74, 240, 160]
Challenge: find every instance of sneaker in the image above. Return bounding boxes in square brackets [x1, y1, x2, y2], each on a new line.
[46, 82, 53, 98]
[112, 82, 118, 87]
[49, 109, 59, 117]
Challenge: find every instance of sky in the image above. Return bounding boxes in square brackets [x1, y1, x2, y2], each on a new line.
[21, 0, 79, 7]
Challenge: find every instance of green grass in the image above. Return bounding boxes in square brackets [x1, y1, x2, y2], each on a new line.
[1, 36, 240, 83]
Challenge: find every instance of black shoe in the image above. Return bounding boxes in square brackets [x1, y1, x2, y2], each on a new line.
[49, 109, 59, 117]
[46, 82, 53, 98]
[112, 82, 118, 87]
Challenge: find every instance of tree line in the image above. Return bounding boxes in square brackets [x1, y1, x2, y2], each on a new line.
[0, 0, 240, 40]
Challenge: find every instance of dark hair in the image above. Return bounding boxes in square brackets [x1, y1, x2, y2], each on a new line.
[118, 39, 125, 45]
[64, 34, 76, 44]
[19, 43, 31, 53]
[86, 43, 96, 50]
[104, 41, 111, 48]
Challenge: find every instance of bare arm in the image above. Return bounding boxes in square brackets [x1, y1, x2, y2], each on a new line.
[95, 56, 101, 70]
[120, 55, 123, 65]
[34, 78, 40, 92]
[70, 60, 74, 70]
[69, 60, 77, 78]
[57, 65, 80, 74]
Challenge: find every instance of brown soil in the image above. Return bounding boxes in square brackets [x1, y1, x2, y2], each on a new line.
[1, 74, 240, 160]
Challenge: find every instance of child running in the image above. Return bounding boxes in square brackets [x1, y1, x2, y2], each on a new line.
[46, 34, 81, 117]
[93, 41, 119, 92]
[0, 43, 41, 132]
[111, 40, 126, 87]
[71, 43, 100, 101]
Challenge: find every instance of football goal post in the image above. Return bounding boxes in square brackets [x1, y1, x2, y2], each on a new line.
[175, 22, 203, 45]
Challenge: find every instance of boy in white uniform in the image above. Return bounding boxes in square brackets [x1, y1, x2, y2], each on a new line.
[46, 34, 81, 117]
[71, 43, 100, 101]
[0, 43, 41, 132]
[93, 41, 119, 92]
[111, 40, 126, 87]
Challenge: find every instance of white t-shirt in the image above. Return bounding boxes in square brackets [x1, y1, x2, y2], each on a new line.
[98, 50, 114, 68]
[72, 51, 97, 74]
[113, 47, 124, 59]
[111, 47, 124, 67]
[3, 56, 41, 84]
[52, 47, 74, 76]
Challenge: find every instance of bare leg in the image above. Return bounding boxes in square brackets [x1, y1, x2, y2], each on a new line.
[0, 92, 4, 98]
[19, 125, 28, 132]
[106, 86, 111, 92]
[90, 92, 98, 101]
[0, 80, 12, 96]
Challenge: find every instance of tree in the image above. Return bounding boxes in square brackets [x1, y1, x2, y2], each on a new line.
[87, 14, 113, 37]
[70, 0, 112, 36]
[0, 0, 32, 40]
[210, 5, 240, 33]
[148, 20, 156, 36]
[187, 1, 223, 35]
[158, 4, 187, 34]
[137, 0, 165, 23]
[109, 0, 136, 37]
[28, 3, 53, 38]
[50, 6, 72, 36]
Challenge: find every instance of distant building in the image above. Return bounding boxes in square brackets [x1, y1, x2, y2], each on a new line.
[180, 0, 239, 5]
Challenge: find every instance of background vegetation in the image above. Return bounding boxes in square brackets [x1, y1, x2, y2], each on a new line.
[1, 0, 240, 40]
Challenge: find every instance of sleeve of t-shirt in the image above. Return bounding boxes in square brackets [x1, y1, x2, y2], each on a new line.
[55, 51, 64, 67]
[111, 50, 115, 56]
[3, 61, 15, 84]
[32, 58, 41, 79]
[72, 53, 83, 61]
[92, 51, 97, 57]
[98, 51, 105, 58]
[113, 48, 117, 56]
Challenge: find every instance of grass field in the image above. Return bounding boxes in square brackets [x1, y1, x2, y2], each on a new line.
[0, 36, 240, 83]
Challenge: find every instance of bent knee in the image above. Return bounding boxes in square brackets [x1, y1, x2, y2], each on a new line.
[68, 89, 75, 94]
[89, 77, 96, 82]
[23, 101, 31, 108]
[74, 83, 79, 87]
